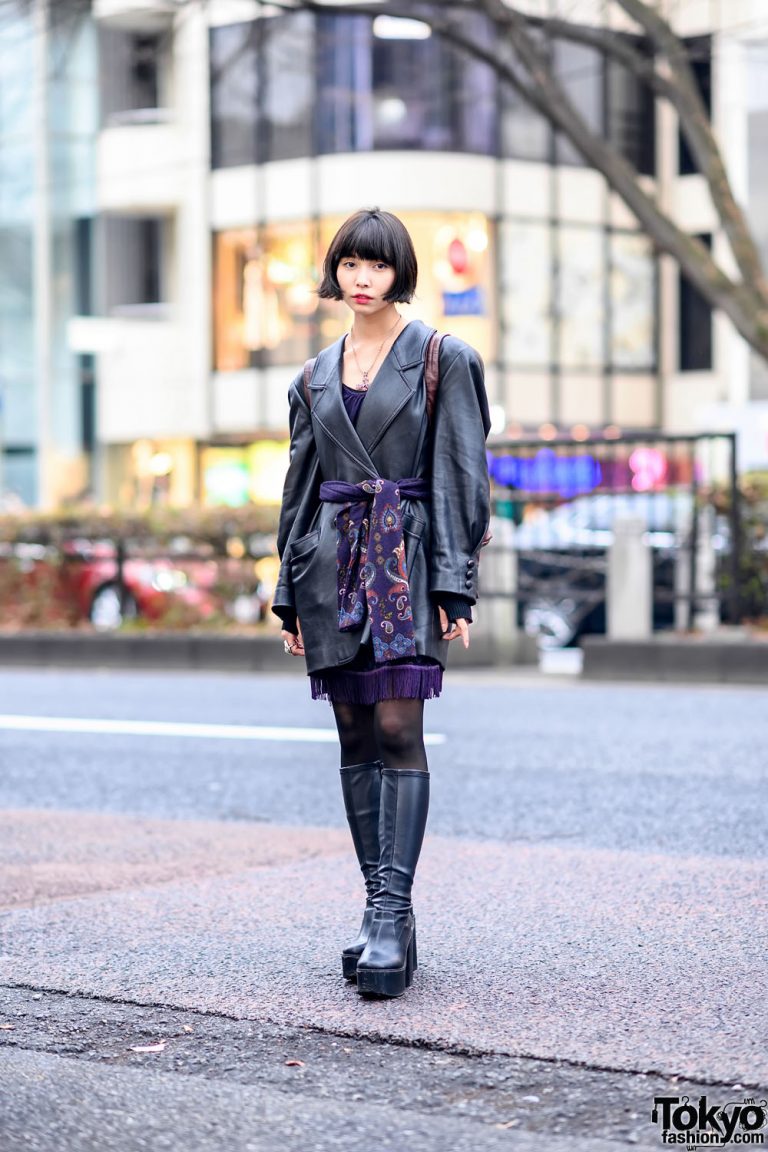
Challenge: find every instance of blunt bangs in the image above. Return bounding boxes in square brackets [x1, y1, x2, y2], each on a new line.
[318, 208, 418, 303]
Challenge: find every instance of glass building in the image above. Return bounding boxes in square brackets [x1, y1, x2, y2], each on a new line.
[3, 1, 765, 508]
[0, 1, 97, 507]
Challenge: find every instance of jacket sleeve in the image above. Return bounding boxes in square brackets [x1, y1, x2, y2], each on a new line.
[429, 340, 491, 604]
[271, 372, 321, 623]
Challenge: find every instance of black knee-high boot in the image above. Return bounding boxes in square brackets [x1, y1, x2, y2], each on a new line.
[356, 768, 429, 998]
[339, 760, 383, 981]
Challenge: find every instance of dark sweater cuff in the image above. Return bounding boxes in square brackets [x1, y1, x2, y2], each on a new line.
[272, 605, 298, 635]
[433, 593, 473, 624]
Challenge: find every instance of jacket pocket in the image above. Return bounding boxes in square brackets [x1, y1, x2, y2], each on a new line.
[288, 529, 320, 578]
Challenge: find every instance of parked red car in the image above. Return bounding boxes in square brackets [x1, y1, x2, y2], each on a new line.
[1, 539, 272, 630]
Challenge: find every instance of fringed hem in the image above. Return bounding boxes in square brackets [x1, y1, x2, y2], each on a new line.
[310, 662, 443, 704]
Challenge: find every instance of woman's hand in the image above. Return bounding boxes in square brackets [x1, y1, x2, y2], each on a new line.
[438, 607, 470, 649]
[281, 620, 305, 656]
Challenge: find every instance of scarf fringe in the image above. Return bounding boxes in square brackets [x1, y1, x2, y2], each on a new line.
[310, 662, 443, 705]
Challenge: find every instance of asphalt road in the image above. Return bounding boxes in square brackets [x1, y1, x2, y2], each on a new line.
[1, 666, 766, 1152]
[0, 666, 765, 857]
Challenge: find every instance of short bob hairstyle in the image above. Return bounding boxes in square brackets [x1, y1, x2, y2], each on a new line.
[318, 208, 417, 303]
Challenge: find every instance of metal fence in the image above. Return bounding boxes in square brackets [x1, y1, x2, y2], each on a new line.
[484, 431, 742, 648]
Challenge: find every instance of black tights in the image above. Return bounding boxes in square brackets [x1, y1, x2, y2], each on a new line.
[332, 700, 429, 773]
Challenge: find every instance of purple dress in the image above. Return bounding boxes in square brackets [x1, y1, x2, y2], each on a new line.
[308, 384, 444, 705]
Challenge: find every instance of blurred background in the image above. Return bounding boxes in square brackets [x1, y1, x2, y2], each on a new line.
[0, 0, 766, 648]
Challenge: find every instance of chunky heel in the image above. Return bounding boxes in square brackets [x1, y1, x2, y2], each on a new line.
[341, 906, 376, 981]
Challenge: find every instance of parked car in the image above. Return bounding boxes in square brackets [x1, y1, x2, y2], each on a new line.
[0, 539, 272, 630]
[502, 491, 725, 648]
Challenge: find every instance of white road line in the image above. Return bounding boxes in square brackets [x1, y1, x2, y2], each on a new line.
[0, 715, 446, 746]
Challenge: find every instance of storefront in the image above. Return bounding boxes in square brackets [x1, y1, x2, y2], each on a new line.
[213, 210, 496, 372]
[200, 440, 290, 507]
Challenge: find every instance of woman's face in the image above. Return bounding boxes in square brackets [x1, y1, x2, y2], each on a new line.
[336, 256, 397, 317]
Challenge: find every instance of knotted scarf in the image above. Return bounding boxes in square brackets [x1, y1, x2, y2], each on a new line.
[319, 477, 430, 664]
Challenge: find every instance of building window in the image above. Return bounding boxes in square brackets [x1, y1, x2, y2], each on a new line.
[499, 220, 656, 376]
[610, 231, 655, 369]
[501, 82, 551, 162]
[210, 14, 316, 167]
[213, 223, 316, 370]
[500, 220, 552, 366]
[216, 11, 486, 166]
[557, 225, 605, 368]
[103, 216, 168, 315]
[74, 217, 93, 316]
[606, 46, 655, 176]
[554, 39, 603, 167]
[263, 12, 314, 161]
[678, 37, 711, 176]
[99, 27, 166, 125]
[679, 235, 713, 371]
[210, 22, 258, 168]
[316, 13, 497, 157]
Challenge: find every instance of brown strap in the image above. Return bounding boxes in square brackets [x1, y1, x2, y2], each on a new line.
[425, 330, 444, 425]
[302, 357, 317, 408]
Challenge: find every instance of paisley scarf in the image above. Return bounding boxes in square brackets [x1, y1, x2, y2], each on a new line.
[319, 477, 430, 664]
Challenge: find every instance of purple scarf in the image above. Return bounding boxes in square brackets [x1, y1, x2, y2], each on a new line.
[319, 477, 430, 663]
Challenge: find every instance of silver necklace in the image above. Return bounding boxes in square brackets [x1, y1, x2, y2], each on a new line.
[348, 314, 402, 390]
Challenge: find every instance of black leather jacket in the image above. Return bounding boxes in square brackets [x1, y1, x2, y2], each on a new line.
[272, 318, 491, 674]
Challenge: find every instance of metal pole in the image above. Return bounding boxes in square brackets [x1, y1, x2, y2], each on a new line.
[686, 441, 699, 631]
[33, 0, 54, 509]
[728, 431, 742, 624]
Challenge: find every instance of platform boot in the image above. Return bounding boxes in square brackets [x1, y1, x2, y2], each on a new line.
[356, 768, 429, 999]
[339, 760, 384, 981]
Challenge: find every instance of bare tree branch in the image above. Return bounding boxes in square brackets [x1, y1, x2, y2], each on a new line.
[613, 0, 767, 299]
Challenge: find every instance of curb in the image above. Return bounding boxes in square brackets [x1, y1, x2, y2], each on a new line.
[581, 636, 768, 684]
[0, 631, 537, 673]
[0, 632, 296, 673]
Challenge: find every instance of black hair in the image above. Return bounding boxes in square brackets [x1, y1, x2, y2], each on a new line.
[318, 208, 418, 303]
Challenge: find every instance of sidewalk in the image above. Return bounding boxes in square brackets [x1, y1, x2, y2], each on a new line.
[2, 808, 765, 1088]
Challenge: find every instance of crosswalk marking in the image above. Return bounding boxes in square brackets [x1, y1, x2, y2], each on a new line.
[0, 714, 446, 745]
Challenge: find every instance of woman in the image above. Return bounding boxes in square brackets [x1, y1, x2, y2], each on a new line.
[272, 208, 491, 999]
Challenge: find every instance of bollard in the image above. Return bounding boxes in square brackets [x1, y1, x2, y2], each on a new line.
[674, 536, 691, 632]
[608, 517, 652, 640]
[484, 526, 519, 662]
[454, 517, 536, 665]
[694, 505, 720, 632]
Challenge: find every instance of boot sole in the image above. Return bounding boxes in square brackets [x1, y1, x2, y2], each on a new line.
[341, 952, 360, 981]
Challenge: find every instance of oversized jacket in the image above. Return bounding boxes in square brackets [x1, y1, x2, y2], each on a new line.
[272, 318, 491, 675]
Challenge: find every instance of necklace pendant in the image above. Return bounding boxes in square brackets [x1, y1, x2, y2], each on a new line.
[360, 371, 370, 389]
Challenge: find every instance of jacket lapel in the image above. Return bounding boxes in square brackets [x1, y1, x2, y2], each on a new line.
[355, 320, 430, 453]
[308, 319, 432, 475]
[309, 336, 377, 476]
